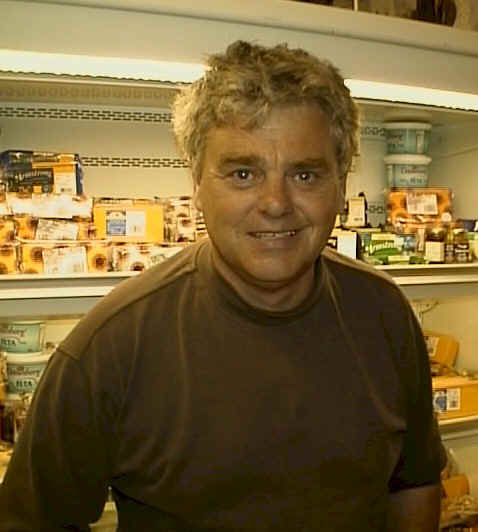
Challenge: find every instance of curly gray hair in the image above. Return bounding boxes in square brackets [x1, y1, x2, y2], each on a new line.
[172, 40, 359, 181]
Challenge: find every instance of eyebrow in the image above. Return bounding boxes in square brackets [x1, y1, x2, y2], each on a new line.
[217, 155, 331, 170]
[217, 154, 266, 168]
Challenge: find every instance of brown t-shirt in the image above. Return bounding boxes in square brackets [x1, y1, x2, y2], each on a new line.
[0, 240, 444, 531]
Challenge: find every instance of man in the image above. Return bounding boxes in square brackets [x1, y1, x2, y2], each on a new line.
[0, 40, 444, 531]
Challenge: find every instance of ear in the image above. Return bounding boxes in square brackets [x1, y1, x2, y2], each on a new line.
[337, 175, 347, 211]
[193, 182, 203, 212]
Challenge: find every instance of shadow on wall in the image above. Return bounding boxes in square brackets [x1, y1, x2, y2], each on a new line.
[291, 0, 478, 31]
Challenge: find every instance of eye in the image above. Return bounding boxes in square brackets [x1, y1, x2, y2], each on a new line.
[293, 171, 317, 184]
[227, 168, 259, 187]
[232, 168, 253, 181]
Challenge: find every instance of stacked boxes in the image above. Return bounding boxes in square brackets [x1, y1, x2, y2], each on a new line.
[0, 150, 83, 195]
[0, 150, 208, 275]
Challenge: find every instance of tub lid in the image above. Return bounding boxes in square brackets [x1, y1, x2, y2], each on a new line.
[384, 122, 432, 130]
[6, 350, 52, 364]
[384, 154, 432, 165]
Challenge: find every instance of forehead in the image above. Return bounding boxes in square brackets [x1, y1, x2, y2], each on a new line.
[204, 104, 336, 164]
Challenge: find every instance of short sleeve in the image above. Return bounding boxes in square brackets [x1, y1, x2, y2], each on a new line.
[389, 307, 447, 492]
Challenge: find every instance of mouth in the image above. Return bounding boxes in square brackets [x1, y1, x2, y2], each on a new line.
[249, 230, 298, 239]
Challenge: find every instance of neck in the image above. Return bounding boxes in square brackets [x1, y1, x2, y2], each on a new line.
[211, 249, 316, 313]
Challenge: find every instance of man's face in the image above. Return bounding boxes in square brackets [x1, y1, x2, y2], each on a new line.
[195, 104, 343, 302]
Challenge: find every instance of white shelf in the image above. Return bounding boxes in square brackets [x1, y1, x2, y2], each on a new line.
[0, 272, 138, 300]
[377, 262, 478, 286]
[439, 415, 478, 441]
[2, 263, 478, 302]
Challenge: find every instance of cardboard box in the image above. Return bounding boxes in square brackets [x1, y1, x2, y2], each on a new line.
[19, 242, 51, 273]
[0, 217, 15, 242]
[93, 199, 163, 243]
[386, 187, 453, 234]
[42, 245, 88, 274]
[424, 331, 459, 368]
[432, 376, 478, 420]
[84, 241, 112, 272]
[14, 215, 37, 240]
[0, 243, 19, 274]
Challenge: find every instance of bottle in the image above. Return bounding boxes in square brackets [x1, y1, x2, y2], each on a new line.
[454, 228, 471, 263]
[444, 226, 455, 264]
[425, 226, 445, 264]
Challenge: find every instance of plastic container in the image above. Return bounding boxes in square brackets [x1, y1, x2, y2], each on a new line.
[384, 122, 431, 154]
[6, 350, 52, 395]
[0, 321, 45, 353]
[384, 154, 432, 188]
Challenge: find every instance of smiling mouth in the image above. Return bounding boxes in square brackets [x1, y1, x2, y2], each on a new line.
[250, 230, 298, 239]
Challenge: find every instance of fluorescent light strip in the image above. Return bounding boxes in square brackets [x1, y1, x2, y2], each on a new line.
[2, 51, 478, 111]
[0, 49, 206, 83]
[345, 79, 478, 112]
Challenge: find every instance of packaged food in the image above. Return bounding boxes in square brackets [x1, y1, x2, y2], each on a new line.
[6, 193, 92, 220]
[383, 122, 431, 154]
[0, 243, 20, 274]
[0, 321, 45, 353]
[0, 150, 83, 195]
[42, 245, 88, 274]
[93, 198, 163, 242]
[386, 187, 453, 234]
[84, 241, 112, 272]
[0, 217, 16, 242]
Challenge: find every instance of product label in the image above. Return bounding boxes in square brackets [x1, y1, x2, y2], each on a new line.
[106, 210, 127, 236]
[433, 388, 461, 412]
[0, 322, 44, 353]
[42, 246, 87, 274]
[125, 211, 146, 237]
[406, 193, 438, 215]
[36, 219, 79, 240]
[106, 210, 146, 237]
[7, 361, 47, 394]
[425, 336, 439, 359]
[54, 170, 77, 194]
[425, 241, 444, 263]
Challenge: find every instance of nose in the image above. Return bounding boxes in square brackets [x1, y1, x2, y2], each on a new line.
[256, 176, 293, 218]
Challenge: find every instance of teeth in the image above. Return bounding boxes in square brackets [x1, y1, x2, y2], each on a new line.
[253, 230, 297, 239]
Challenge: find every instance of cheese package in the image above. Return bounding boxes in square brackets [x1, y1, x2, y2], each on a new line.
[13, 215, 37, 240]
[0, 217, 16, 242]
[112, 243, 154, 272]
[42, 245, 88, 274]
[432, 376, 478, 420]
[386, 187, 453, 234]
[20, 242, 53, 273]
[7, 193, 92, 220]
[0, 243, 20, 274]
[84, 241, 112, 272]
[112, 243, 184, 272]
[0, 150, 83, 195]
[424, 330, 459, 369]
[35, 219, 80, 240]
[162, 196, 197, 242]
[93, 199, 164, 242]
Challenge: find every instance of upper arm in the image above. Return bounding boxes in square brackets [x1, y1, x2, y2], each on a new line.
[386, 483, 441, 532]
[0, 350, 112, 531]
[388, 304, 446, 493]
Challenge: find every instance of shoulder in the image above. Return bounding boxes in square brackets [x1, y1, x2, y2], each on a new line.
[321, 246, 398, 287]
[60, 240, 208, 357]
[320, 246, 411, 315]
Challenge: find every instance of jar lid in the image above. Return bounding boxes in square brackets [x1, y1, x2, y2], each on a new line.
[384, 122, 432, 130]
[384, 154, 432, 165]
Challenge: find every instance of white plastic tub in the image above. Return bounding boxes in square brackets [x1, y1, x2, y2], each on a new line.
[0, 321, 45, 353]
[384, 154, 432, 188]
[6, 350, 52, 395]
[384, 122, 431, 154]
